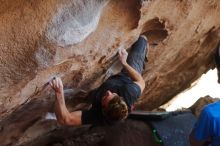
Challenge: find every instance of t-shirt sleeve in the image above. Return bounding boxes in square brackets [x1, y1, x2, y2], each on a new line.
[193, 107, 213, 140]
[81, 108, 103, 125]
[122, 83, 141, 110]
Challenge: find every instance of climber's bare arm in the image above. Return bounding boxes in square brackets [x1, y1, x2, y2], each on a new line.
[118, 48, 145, 93]
[50, 77, 82, 126]
[189, 130, 209, 146]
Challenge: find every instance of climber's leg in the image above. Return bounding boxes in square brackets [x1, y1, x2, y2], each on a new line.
[121, 35, 149, 75]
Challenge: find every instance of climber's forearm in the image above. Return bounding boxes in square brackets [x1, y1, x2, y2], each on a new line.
[54, 91, 82, 126]
[122, 62, 143, 81]
[118, 48, 145, 93]
[50, 77, 81, 125]
[122, 62, 145, 92]
[54, 91, 70, 124]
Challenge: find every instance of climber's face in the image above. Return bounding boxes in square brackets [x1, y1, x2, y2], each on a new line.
[101, 90, 117, 108]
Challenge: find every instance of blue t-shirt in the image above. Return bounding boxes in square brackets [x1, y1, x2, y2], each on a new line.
[194, 101, 220, 146]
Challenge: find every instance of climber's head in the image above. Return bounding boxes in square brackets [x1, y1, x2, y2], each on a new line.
[102, 90, 128, 122]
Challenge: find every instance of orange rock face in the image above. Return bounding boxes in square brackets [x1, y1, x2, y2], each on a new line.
[0, 0, 220, 145]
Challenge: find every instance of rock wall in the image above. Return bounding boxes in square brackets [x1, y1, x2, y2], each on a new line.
[0, 0, 220, 145]
[136, 0, 220, 109]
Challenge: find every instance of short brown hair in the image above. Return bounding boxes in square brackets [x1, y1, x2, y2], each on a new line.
[102, 95, 128, 122]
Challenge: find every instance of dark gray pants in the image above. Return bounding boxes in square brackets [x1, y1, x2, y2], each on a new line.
[108, 36, 147, 83]
[121, 36, 147, 76]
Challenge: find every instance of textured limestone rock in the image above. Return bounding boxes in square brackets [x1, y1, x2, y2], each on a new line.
[0, 0, 220, 145]
[136, 0, 220, 110]
[189, 95, 220, 117]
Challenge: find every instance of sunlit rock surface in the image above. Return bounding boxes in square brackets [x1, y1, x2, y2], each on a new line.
[189, 95, 219, 117]
[0, 0, 220, 145]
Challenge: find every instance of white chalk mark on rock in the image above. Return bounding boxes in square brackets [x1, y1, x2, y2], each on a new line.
[46, 0, 106, 47]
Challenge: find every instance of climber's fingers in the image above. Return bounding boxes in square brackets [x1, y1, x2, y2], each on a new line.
[49, 77, 64, 93]
[118, 48, 128, 65]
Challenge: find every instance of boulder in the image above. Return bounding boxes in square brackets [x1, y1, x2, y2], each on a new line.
[0, 0, 220, 145]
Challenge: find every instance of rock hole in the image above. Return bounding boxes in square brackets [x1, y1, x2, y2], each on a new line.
[141, 18, 168, 46]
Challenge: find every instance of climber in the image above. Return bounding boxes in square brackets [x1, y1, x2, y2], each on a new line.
[50, 35, 148, 125]
[189, 43, 220, 146]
